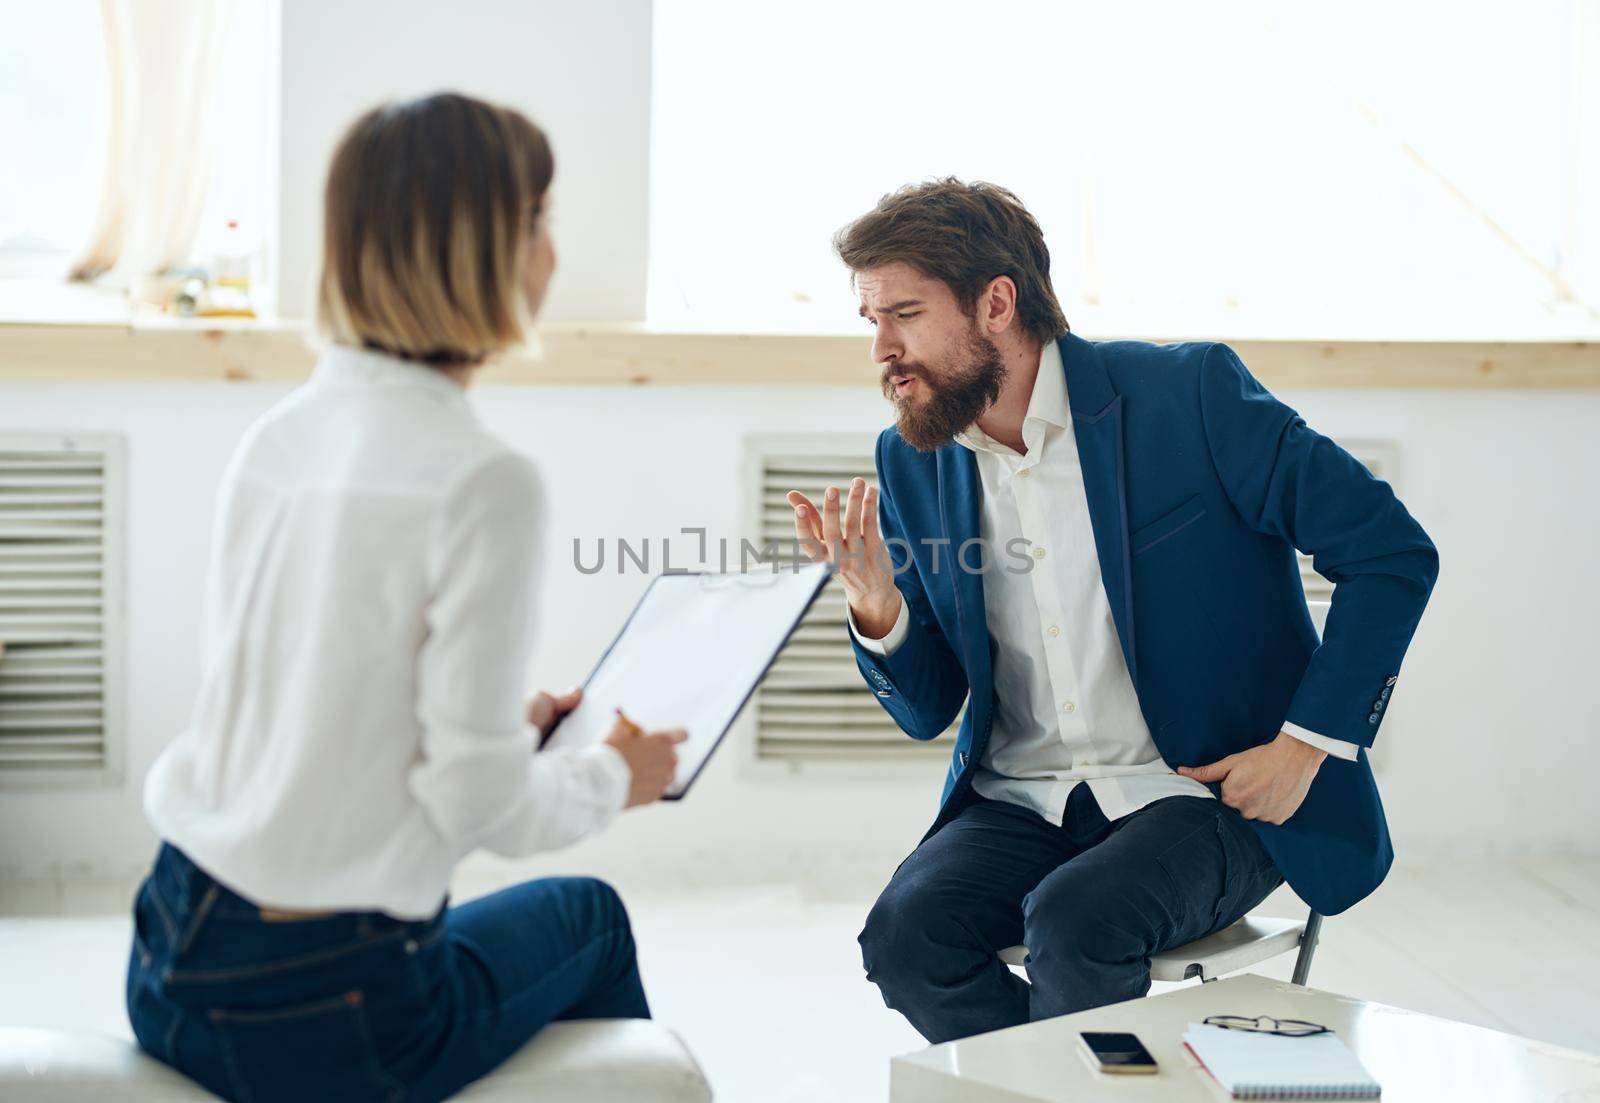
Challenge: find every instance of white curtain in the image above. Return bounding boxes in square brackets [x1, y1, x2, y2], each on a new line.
[71, 0, 235, 287]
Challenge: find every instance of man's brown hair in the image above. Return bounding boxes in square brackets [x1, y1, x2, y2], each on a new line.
[834, 178, 1068, 345]
[317, 92, 554, 367]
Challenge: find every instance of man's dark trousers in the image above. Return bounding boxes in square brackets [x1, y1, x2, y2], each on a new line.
[859, 785, 1284, 1044]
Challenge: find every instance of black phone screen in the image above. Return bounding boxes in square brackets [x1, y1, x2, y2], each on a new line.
[1079, 1031, 1157, 1070]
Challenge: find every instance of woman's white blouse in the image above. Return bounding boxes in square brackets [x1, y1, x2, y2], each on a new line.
[144, 344, 629, 919]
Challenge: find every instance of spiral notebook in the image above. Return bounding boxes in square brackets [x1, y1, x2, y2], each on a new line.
[1183, 1022, 1381, 1099]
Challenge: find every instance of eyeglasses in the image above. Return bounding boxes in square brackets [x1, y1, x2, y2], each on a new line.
[1203, 1014, 1331, 1038]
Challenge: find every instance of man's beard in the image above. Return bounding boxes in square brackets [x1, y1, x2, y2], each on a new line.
[881, 327, 1007, 453]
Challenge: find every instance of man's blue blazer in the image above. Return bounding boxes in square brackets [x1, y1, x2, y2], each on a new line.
[852, 333, 1439, 916]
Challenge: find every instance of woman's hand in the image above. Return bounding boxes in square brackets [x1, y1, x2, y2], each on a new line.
[527, 686, 583, 741]
[529, 689, 683, 806]
[787, 477, 902, 639]
[604, 717, 687, 808]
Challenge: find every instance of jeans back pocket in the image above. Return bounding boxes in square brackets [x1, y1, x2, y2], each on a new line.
[210, 990, 403, 1103]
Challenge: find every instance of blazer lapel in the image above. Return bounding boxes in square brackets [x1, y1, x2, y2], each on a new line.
[935, 444, 993, 734]
[1060, 335, 1139, 688]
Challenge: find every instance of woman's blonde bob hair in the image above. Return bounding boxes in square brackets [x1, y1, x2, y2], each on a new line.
[316, 92, 553, 367]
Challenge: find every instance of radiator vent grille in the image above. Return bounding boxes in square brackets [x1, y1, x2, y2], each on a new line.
[0, 435, 124, 777]
[748, 437, 958, 761]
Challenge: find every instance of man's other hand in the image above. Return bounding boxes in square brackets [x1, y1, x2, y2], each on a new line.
[1177, 732, 1328, 825]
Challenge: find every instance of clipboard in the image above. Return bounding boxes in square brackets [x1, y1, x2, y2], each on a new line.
[540, 562, 833, 798]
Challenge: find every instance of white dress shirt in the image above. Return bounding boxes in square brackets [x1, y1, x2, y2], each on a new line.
[855, 340, 1356, 826]
[145, 344, 629, 919]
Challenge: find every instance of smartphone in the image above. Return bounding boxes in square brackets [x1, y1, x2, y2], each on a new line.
[1078, 1031, 1158, 1074]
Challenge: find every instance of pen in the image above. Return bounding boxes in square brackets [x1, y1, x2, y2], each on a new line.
[614, 708, 644, 737]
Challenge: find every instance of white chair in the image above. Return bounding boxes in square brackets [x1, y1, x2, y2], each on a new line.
[998, 600, 1334, 988]
[0, 1020, 712, 1102]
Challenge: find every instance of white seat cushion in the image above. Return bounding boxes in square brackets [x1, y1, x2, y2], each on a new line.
[457, 1020, 711, 1102]
[999, 915, 1307, 983]
[0, 1021, 711, 1102]
[0, 1028, 212, 1101]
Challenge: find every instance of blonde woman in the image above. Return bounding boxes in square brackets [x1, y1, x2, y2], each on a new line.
[125, 93, 683, 1102]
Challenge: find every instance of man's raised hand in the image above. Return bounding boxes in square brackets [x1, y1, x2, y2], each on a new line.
[786, 478, 902, 639]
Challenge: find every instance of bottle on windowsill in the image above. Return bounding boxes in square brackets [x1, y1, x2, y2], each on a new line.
[200, 219, 257, 318]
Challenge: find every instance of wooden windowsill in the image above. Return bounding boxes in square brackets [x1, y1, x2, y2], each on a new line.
[1, 319, 1597, 388]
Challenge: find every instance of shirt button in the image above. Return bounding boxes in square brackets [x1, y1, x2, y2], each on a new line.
[1047, 625, 1060, 637]
[1373, 699, 1384, 712]
[1018, 468, 1031, 478]
[1380, 687, 1392, 700]
[1062, 701, 1077, 714]
[1368, 713, 1380, 725]
[1033, 547, 1047, 560]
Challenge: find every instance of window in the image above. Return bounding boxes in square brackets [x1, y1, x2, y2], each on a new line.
[0, 1, 108, 275]
[190, 0, 279, 314]
[0, 0, 277, 309]
[650, 0, 1599, 338]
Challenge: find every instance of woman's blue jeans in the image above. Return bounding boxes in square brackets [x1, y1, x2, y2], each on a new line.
[126, 843, 651, 1102]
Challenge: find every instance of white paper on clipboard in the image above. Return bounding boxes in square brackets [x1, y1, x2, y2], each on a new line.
[541, 562, 832, 798]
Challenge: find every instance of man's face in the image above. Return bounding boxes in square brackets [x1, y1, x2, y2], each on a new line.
[857, 263, 1006, 452]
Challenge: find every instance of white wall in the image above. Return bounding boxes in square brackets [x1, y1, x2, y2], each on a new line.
[276, 0, 652, 322]
[1, 377, 1597, 889]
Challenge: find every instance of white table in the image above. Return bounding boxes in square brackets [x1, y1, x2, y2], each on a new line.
[890, 973, 1600, 1102]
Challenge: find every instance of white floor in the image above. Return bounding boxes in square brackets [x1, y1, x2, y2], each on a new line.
[3, 858, 1599, 1102]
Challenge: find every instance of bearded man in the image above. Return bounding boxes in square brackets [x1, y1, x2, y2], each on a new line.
[786, 178, 1439, 1043]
